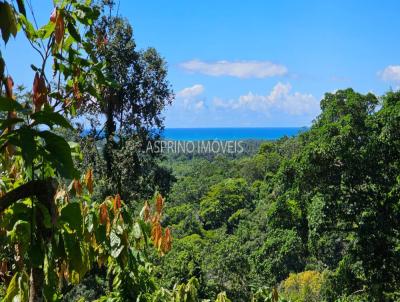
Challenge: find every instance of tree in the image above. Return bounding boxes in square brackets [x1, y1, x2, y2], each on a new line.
[0, 1, 173, 301]
[81, 7, 174, 200]
[252, 229, 305, 287]
[199, 178, 253, 230]
[296, 89, 400, 299]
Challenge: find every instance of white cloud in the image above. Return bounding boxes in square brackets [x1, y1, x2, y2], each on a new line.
[176, 84, 205, 110]
[180, 60, 288, 78]
[213, 82, 318, 116]
[194, 101, 205, 110]
[177, 84, 204, 98]
[379, 65, 400, 82]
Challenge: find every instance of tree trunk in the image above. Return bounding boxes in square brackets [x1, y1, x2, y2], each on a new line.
[29, 267, 44, 302]
[104, 96, 115, 180]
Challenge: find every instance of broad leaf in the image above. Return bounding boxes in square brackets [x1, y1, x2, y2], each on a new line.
[39, 130, 78, 179]
[31, 110, 73, 129]
[0, 96, 23, 112]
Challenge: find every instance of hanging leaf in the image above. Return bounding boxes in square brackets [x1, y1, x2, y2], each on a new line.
[99, 203, 107, 224]
[67, 21, 81, 42]
[73, 179, 82, 196]
[3, 271, 19, 301]
[151, 222, 162, 250]
[62, 232, 83, 283]
[132, 222, 142, 239]
[54, 9, 65, 45]
[31, 110, 73, 129]
[0, 2, 18, 44]
[161, 227, 172, 254]
[32, 72, 48, 112]
[113, 194, 121, 212]
[84, 168, 93, 194]
[0, 96, 23, 112]
[155, 193, 164, 214]
[60, 202, 82, 235]
[10, 126, 37, 168]
[140, 201, 151, 222]
[5, 76, 13, 98]
[39, 130, 78, 179]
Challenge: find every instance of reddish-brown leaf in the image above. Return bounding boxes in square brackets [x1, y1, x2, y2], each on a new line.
[84, 168, 93, 194]
[32, 72, 48, 112]
[141, 201, 151, 222]
[155, 193, 164, 214]
[5, 76, 13, 98]
[0, 261, 7, 276]
[151, 222, 162, 250]
[99, 203, 108, 224]
[73, 179, 82, 196]
[113, 194, 121, 212]
[54, 10, 64, 45]
[162, 227, 172, 254]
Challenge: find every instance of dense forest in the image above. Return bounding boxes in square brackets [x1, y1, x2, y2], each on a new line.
[0, 1, 399, 301]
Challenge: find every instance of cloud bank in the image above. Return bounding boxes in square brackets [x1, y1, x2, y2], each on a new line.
[180, 60, 288, 78]
[176, 84, 205, 110]
[379, 65, 400, 82]
[213, 82, 318, 115]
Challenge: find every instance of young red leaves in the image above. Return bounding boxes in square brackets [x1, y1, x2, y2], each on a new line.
[84, 168, 93, 194]
[50, 8, 64, 46]
[32, 72, 47, 111]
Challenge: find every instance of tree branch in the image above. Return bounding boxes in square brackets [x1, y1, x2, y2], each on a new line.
[0, 178, 58, 213]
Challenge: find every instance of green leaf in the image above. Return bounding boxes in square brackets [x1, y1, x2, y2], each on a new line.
[19, 14, 36, 39]
[37, 21, 55, 39]
[133, 222, 142, 239]
[37, 203, 52, 228]
[39, 130, 78, 179]
[67, 21, 81, 42]
[60, 202, 82, 235]
[16, 0, 26, 16]
[111, 244, 124, 258]
[3, 272, 19, 302]
[0, 57, 4, 77]
[0, 2, 18, 44]
[11, 126, 37, 167]
[62, 232, 83, 281]
[0, 96, 24, 111]
[8, 220, 31, 245]
[110, 230, 121, 248]
[31, 110, 73, 129]
[0, 117, 24, 130]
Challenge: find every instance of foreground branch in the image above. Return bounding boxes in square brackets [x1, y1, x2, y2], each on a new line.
[0, 178, 58, 213]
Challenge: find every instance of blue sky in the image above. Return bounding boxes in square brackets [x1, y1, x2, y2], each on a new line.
[4, 0, 400, 127]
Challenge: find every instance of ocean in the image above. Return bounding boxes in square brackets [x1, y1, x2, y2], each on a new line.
[161, 127, 305, 141]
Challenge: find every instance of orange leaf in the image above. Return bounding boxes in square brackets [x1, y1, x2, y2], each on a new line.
[73, 179, 82, 196]
[54, 9, 64, 45]
[99, 203, 109, 225]
[84, 168, 93, 194]
[73, 81, 81, 100]
[162, 227, 172, 254]
[5, 76, 13, 98]
[113, 194, 121, 211]
[151, 222, 162, 250]
[32, 72, 47, 112]
[155, 193, 164, 214]
[141, 201, 151, 221]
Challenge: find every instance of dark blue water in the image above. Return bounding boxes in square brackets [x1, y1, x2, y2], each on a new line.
[162, 127, 305, 141]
